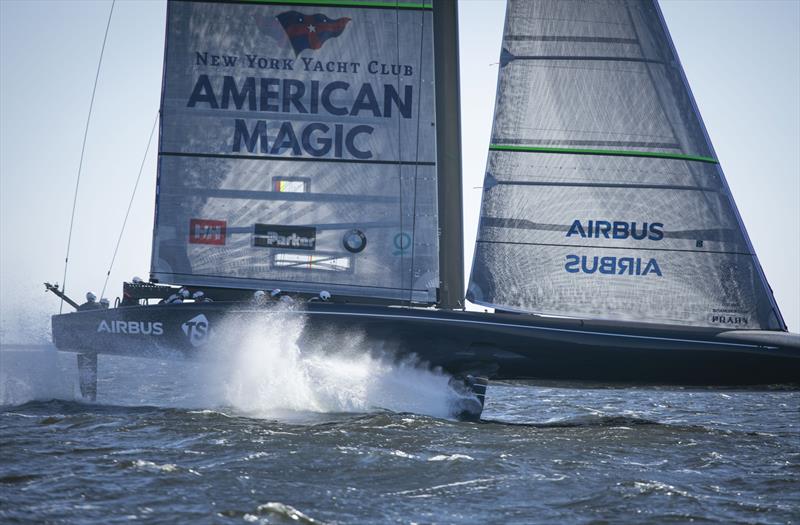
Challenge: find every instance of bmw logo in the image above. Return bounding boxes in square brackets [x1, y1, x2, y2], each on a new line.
[342, 229, 367, 253]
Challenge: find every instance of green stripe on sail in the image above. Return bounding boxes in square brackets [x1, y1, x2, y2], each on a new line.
[233, 0, 432, 9]
[489, 145, 718, 164]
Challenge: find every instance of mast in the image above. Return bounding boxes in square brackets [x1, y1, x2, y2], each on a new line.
[433, 0, 465, 309]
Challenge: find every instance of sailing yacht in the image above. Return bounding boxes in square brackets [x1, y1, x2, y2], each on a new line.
[47, 0, 800, 416]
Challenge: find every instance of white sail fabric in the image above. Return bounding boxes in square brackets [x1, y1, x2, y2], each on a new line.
[151, 0, 438, 302]
[467, 0, 785, 329]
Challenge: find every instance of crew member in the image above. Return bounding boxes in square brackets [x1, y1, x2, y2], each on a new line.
[192, 290, 212, 303]
[77, 292, 102, 311]
[308, 290, 331, 302]
[99, 298, 110, 309]
[252, 290, 268, 306]
[279, 294, 295, 307]
[166, 287, 190, 304]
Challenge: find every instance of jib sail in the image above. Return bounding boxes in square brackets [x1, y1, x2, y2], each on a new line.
[151, 0, 438, 303]
[467, 0, 785, 330]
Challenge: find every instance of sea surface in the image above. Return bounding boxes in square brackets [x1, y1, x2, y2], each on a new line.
[1, 321, 798, 524]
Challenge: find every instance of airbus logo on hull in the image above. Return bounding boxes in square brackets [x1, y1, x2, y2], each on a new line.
[97, 320, 164, 335]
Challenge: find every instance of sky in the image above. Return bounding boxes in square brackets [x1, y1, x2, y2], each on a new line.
[1, 0, 798, 338]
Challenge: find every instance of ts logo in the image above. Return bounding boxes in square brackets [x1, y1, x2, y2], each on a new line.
[182, 314, 210, 347]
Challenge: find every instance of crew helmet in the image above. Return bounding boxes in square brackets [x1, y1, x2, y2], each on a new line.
[192, 290, 205, 300]
[253, 290, 267, 301]
[270, 289, 282, 298]
[86, 292, 97, 302]
[319, 290, 331, 301]
[132, 276, 143, 283]
[179, 287, 191, 298]
[99, 298, 110, 308]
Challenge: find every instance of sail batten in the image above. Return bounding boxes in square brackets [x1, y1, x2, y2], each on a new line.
[467, 0, 784, 330]
[488, 145, 717, 164]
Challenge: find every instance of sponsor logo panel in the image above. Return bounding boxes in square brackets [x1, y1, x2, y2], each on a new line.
[97, 320, 164, 335]
[708, 310, 749, 326]
[254, 224, 316, 250]
[182, 314, 211, 347]
[189, 219, 227, 245]
[564, 219, 664, 277]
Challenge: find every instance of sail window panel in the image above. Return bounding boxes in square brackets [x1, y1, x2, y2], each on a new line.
[494, 62, 697, 154]
[505, 0, 636, 41]
[272, 177, 309, 193]
[502, 0, 644, 60]
[468, 243, 777, 330]
[477, 184, 747, 254]
[503, 0, 675, 63]
[157, 158, 404, 201]
[153, 160, 438, 302]
[273, 252, 353, 273]
[486, 151, 725, 189]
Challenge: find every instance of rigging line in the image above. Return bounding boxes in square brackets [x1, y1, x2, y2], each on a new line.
[408, 3, 426, 307]
[59, 0, 116, 313]
[100, 111, 159, 299]
[393, 0, 405, 306]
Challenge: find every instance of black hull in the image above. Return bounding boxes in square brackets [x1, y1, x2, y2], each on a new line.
[51, 302, 800, 387]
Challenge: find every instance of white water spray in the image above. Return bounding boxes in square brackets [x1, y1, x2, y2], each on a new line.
[194, 307, 464, 419]
[1, 305, 472, 420]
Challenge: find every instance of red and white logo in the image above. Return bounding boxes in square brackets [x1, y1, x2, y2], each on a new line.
[189, 219, 226, 245]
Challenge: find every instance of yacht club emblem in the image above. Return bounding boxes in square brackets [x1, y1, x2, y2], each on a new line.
[276, 11, 351, 55]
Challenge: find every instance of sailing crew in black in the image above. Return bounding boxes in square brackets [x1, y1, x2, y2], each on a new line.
[77, 292, 102, 311]
[165, 288, 190, 304]
[192, 290, 212, 303]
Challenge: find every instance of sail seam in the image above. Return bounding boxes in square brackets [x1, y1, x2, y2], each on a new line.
[475, 240, 753, 257]
[507, 55, 664, 65]
[489, 145, 718, 164]
[490, 181, 722, 192]
[180, 0, 433, 10]
[505, 35, 639, 44]
[492, 138, 680, 149]
[157, 271, 431, 291]
[160, 151, 435, 166]
[160, 189, 398, 203]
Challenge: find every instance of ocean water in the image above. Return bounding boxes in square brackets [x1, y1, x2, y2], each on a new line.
[1, 312, 798, 524]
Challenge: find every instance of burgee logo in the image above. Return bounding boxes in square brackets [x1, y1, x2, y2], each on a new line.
[276, 11, 351, 55]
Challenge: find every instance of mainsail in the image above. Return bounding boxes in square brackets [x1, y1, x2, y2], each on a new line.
[151, 0, 438, 303]
[467, 0, 785, 330]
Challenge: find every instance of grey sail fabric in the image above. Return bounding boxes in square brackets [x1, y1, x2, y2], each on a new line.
[152, 0, 438, 303]
[467, 0, 785, 330]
